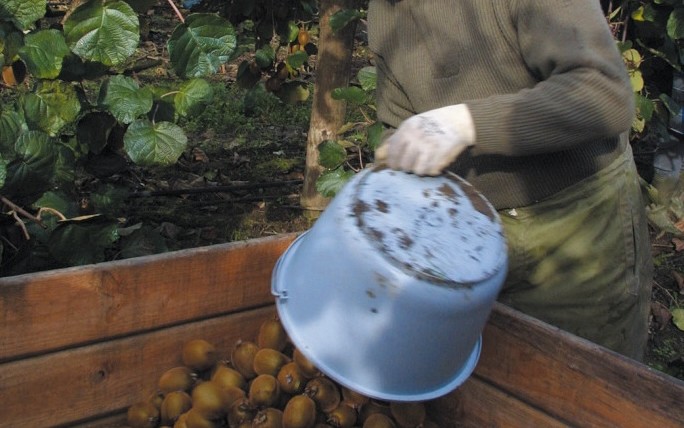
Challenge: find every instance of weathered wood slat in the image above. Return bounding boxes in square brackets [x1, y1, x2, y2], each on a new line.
[476, 304, 684, 427]
[427, 375, 571, 427]
[0, 234, 297, 362]
[0, 306, 276, 428]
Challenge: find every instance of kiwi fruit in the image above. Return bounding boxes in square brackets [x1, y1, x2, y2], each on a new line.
[257, 318, 289, 351]
[283, 394, 317, 428]
[173, 411, 189, 428]
[211, 363, 247, 391]
[127, 401, 160, 428]
[227, 397, 256, 427]
[326, 402, 357, 428]
[293, 348, 320, 378]
[161, 391, 193, 425]
[183, 339, 219, 372]
[389, 401, 426, 428]
[148, 390, 165, 410]
[277, 362, 308, 395]
[362, 413, 396, 428]
[359, 400, 392, 424]
[252, 407, 284, 428]
[159, 366, 197, 394]
[305, 377, 341, 413]
[341, 387, 369, 411]
[184, 408, 219, 428]
[249, 374, 281, 408]
[192, 381, 244, 419]
[231, 340, 260, 380]
[253, 348, 291, 377]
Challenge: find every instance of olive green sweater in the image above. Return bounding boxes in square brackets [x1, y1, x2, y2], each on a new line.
[368, 0, 635, 209]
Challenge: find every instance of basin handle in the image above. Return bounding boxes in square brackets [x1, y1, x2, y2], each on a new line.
[271, 256, 288, 299]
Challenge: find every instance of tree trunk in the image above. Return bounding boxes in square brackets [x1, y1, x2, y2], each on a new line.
[300, 0, 358, 214]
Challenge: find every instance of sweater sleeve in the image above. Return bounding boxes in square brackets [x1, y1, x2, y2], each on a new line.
[466, 0, 635, 157]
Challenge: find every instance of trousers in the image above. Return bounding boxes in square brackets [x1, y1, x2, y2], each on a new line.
[496, 144, 652, 360]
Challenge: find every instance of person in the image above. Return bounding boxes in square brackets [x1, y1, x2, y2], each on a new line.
[370, 0, 652, 361]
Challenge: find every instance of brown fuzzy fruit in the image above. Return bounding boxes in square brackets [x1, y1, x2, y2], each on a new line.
[283, 394, 317, 428]
[326, 402, 357, 428]
[257, 318, 289, 351]
[161, 391, 192, 425]
[253, 348, 291, 377]
[362, 413, 396, 428]
[127, 401, 160, 428]
[192, 381, 244, 420]
[182, 339, 218, 372]
[227, 397, 256, 427]
[305, 377, 341, 413]
[231, 340, 260, 380]
[211, 363, 247, 391]
[158, 366, 197, 394]
[184, 408, 219, 428]
[277, 362, 308, 395]
[252, 407, 284, 428]
[249, 374, 281, 409]
[293, 348, 320, 378]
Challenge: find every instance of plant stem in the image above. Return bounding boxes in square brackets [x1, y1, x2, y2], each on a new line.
[166, 0, 185, 24]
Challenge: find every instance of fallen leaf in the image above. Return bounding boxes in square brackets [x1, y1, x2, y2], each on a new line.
[651, 301, 672, 331]
[672, 270, 684, 293]
[675, 218, 684, 234]
[673, 308, 684, 331]
[674, 237, 684, 252]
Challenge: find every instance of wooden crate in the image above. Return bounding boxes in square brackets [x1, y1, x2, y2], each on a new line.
[1, 233, 683, 427]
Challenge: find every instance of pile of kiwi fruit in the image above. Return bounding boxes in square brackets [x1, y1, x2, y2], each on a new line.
[126, 317, 438, 428]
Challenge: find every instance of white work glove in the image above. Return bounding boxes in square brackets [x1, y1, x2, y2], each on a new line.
[375, 104, 476, 176]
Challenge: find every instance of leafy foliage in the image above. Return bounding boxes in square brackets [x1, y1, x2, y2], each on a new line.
[0, 0, 236, 274]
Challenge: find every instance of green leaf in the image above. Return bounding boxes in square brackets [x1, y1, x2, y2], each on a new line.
[91, 183, 128, 212]
[174, 78, 214, 117]
[33, 191, 78, 218]
[357, 66, 377, 92]
[286, 50, 308, 69]
[636, 93, 655, 122]
[367, 121, 384, 152]
[287, 21, 299, 43]
[667, 7, 684, 40]
[124, 119, 188, 166]
[22, 80, 82, 136]
[63, 0, 139, 67]
[0, 0, 46, 31]
[77, 112, 117, 155]
[48, 221, 119, 266]
[274, 81, 310, 104]
[673, 308, 684, 331]
[0, 108, 27, 155]
[331, 86, 367, 104]
[0, 155, 7, 189]
[318, 140, 347, 169]
[329, 9, 362, 33]
[2, 130, 56, 196]
[119, 226, 168, 259]
[168, 13, 237, 78]
[316, 167, 355, 198]
[0, 24, 24, 63]
[19, 29, 70, 79]
[255, 45, 275, 69]
[99, 75, 153, 124]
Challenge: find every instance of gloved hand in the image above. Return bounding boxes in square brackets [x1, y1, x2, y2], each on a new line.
[375, 104, 476, 176]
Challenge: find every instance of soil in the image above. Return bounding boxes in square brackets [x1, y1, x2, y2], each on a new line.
[56, 1, 684, 381]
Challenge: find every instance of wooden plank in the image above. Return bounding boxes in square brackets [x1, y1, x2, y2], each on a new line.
[0, 233, 297, 362]
[476, 303, 684, 428]
[427, 375, 571, 428]
[0, 306, 277, 428]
